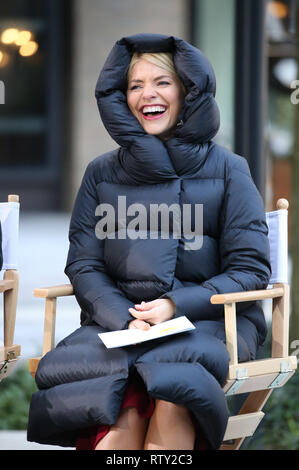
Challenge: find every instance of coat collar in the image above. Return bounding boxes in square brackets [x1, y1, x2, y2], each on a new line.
[95, 34, 220, 183]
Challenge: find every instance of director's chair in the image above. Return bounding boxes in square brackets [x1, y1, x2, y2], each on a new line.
[0, 195, 21, 381]
[218, 198, 297, 449]
[28, 198, 297, 450]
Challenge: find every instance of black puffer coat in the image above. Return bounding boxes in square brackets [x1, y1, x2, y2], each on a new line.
[27, 34, 271, 450]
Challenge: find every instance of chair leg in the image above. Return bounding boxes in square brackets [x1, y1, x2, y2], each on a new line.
[42, 298, 57, 356]
[3, 270, 19, 350]
[238, 389, 273, 415]
[221, 389, 273, 450]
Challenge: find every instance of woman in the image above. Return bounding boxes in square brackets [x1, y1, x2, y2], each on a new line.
[27, 34, 271, 450]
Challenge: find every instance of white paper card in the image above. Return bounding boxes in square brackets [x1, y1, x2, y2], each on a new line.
[98, 316, 195, 349]
[266, 209, 288, 284]
[0, 201, 19, 270]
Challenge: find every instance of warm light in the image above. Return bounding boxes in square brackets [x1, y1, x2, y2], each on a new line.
[267, 1, 289, 19]
[1, 28, 19, 44]
[19, 40, 38, 57]
[15, 30, 32, 46]
[0, 50, 10, 68]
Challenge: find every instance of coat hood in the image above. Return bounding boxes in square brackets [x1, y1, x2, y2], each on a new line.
[95, 34, 220, 183]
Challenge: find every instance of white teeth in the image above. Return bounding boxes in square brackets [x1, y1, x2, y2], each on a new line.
[142, 105, 166, 113]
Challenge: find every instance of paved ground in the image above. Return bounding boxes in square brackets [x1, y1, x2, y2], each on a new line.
[0, 431, 73, 450]
[1, 212, 80, 450]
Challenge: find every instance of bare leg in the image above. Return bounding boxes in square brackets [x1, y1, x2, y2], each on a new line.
[144, 399, 196, 450]
[95, 407, 148, 450]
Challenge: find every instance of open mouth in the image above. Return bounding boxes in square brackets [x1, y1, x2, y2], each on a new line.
[140, 105, 167, 120]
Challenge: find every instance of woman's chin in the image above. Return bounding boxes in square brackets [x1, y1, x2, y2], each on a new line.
[141, 124, 175, 141]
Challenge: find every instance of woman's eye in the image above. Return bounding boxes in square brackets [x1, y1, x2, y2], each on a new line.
[128, 81, 170, 91]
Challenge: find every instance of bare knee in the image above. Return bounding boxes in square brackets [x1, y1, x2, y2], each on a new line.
[155, 399, 177, 411]
[95, 407, 148, 450]
[114, 406, 145, 431]
[155, 399, 190, 418]
[144, 400, 195, 450]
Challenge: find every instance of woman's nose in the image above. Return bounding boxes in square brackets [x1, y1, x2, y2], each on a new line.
[141, 84, 158, 100]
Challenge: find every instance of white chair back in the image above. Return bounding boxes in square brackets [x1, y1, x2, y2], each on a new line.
[0, 196, 20, 271]
[266, 199, 288, 285]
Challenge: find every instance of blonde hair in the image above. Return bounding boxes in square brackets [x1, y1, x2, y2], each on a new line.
[127, 52, 186, 93]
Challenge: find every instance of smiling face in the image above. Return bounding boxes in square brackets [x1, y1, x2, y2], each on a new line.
[127, 58, 185, 140]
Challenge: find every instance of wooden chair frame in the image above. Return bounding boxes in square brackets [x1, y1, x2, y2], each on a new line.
[0, 195, 21, 381]
[28, 198, 297, 450]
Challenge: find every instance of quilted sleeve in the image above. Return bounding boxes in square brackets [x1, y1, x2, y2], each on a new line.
[161, 156, 271, 322]
[65, 160, 134, 331]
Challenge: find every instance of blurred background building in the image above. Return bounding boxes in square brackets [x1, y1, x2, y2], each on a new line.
[0, 0, 298, 450]
[0, 0, 297, 212]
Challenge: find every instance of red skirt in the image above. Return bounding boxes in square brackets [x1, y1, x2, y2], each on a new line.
[76, 377, 206, 450]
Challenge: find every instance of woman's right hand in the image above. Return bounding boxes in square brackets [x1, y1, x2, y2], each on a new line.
[128, 319, 151, 330]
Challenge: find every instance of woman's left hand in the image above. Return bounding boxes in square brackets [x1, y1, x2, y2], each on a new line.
[128, 298, 175, 326]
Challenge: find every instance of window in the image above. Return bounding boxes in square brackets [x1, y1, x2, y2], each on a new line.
[266, 0, 297, 207]
[0, 0, 70, 210]
[191, 0, 235, 150]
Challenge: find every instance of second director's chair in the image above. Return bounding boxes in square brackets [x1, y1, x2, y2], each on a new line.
[0, 195, 21, 381]
[217, 198, 297, 449]
[28, 198, 297, 449]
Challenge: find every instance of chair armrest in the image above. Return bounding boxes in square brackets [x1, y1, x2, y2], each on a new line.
[0, 279, 15, 293]
[28, 357, 42, 378]
[33, 283, 74, 357]
[210, 287, 284, 305]
[34, 284, 74, 298]
[29, 284, 74, 377]
[210, 284, 289, 366]
[0, 344, 21, 362]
